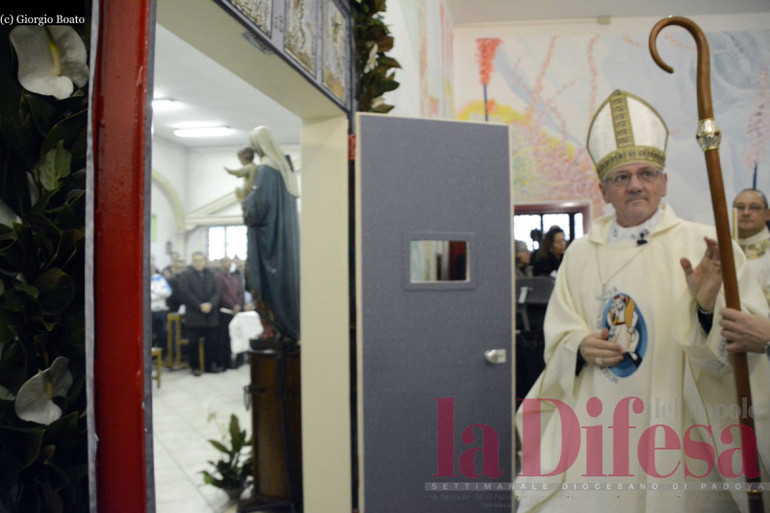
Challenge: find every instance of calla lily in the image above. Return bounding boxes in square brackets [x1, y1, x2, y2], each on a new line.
[15, 356, 73, 425]
[0, 197, 20, 226]
[10, 25, 88, 100]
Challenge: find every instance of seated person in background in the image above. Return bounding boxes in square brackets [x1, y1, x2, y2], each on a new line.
[515, 239, 533, 278]
[532, 226, 566, 277]
[165, 259, 187, 313]
[150, 256, 171, 351]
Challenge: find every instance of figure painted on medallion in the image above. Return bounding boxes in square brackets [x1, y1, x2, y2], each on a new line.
[602, 293, 646, 375]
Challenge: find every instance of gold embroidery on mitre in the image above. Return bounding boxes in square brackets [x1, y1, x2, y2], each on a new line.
[588, 90, 668, 180]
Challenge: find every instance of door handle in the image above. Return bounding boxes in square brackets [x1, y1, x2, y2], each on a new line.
[484, 349, 507, 364]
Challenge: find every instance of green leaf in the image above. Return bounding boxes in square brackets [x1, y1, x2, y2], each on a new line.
[376, 56, 401, 69]
[0, 425, 45, 483]
[0, 384, 14, 401]
[209, 440, 229, 454]
[42, 110, 87, 167]
[379, 79, 399, 93]
[0, 63, 41, 170]
[13, 282, 39, 299]
[42, 411, 82, 447]
[0, 146, 33, 218]
[14, 280, 38, 299]
[371, 103, 395, 114]
[34, 268, 75, 314]
[22, 93, 59, 137]
[3, 286, 27, 312]
[374, 35, 394, 53]
[0, 234, 23, 277]
[36, 141, 72, 193]
[201, 470, 218, 486]
[53, 229, 84, 270]
[48, 189, 85, 231]
[35, 477, 65, 513]
[32, 314, 57, 333]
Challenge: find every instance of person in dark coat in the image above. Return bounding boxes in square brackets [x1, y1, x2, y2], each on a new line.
[177, 251, 221, 375]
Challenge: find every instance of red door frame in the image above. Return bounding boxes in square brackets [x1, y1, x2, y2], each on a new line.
[92, 0, 153, 511]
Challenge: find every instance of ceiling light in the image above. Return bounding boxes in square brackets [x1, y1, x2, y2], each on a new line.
[152, 98, 181, 111]
[173, 126, 234, 138]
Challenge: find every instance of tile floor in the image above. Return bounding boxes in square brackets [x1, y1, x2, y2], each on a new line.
[151, 362, 252, 513]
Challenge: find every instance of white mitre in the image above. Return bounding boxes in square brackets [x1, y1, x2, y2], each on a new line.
[587, 89, 668, 180]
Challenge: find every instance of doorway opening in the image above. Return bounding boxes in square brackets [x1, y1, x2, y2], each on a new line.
[513, 201, 591, 252]
[145, 1, 351, 512]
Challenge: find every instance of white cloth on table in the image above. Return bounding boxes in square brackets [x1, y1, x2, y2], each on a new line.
[228, 311, 263, 354]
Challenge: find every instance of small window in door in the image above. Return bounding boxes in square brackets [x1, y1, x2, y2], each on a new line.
[409, 240, 468, 282]
[403, 232, 475, 290]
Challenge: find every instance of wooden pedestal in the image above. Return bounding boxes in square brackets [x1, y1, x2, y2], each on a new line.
[243, 345, 302, 512]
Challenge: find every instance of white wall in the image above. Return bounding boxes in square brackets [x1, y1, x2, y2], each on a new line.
[383, 0, 454, 118]
[453, 13, 770, 225]
[185, 146, 243, 211]
[150, 182, 177, 270]
[151, 138, 187, 269]
[381, 0, 421, 117]
[152, 137, 188, 205]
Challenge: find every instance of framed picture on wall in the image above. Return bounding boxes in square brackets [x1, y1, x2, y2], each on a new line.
[322, 0, 347, 103]
[284, 0, 317, 74]
[226, 0, 273, 37]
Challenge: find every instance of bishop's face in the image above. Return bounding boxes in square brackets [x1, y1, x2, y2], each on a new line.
[599, 162, 668, 228]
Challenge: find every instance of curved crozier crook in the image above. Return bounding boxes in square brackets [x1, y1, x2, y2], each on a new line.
[648, 16, 713, 120]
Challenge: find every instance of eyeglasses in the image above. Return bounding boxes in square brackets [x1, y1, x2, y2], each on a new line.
[734, 203, 766, 212]
[604, 168, 662, 188]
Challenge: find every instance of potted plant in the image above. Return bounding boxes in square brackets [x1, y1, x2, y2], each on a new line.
[201, 413, 252, 502]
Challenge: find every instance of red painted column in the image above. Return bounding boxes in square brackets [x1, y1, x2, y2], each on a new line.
[92, 0, 152, 511]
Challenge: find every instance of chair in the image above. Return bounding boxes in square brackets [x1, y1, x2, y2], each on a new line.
[151, 347, 162, 388]
[515, 277, 554, 332]
[166, 313, 204, 372]
[515, 277, 554, 406]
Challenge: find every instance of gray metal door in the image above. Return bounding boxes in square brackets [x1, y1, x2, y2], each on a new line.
[356, 114, 513, 513]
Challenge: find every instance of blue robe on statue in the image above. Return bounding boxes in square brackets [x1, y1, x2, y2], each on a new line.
[243, 164, 300, 341]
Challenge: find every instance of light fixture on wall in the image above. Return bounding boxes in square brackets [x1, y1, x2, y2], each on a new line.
[173, 126, 235, 138]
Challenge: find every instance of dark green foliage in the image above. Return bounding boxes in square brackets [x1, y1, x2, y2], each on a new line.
[0, 18, 89, 513]
[351, 0, 401, 112]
